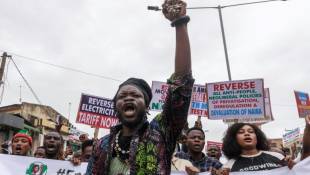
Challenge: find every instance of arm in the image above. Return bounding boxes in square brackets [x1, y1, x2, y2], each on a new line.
[301, 115, 310, 160]
[174, 21, 191, 75]
[162, 0, 191, 76]
[150, 0, 194, 158]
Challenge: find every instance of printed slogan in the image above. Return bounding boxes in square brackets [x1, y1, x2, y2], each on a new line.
[207, 79, 265, 120]
[76, 93, 118, 128]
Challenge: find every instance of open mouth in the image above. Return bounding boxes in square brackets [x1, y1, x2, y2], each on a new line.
[244, 138, 253, 143]
[15, 146, 22, 154]
[123, 103, 136, 117]
[46, 144, 56, 151]
[193, 144, 201, 149]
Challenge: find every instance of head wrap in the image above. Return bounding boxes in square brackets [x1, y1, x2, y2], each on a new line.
[13, 132, 32, 146]
[114, 78, 152, 107]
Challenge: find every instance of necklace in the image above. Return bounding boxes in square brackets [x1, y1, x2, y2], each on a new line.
[114, 131, 130, 159]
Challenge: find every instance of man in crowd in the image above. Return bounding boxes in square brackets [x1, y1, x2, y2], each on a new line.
[65, 145, 73, 160]
[34, 146, 46, 158]
[11, 131, 32, 156]
[81, 139, 93, 162]
[176, 127, 222, 172]
[43, 131, 64, 160]
[86, 0, 194, 174]
[207, 145, 222, 161]
[1, 141, 10, 154]
[79, 133, 89, 143]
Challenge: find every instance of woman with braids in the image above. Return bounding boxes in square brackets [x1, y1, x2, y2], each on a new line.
[86, 0, 194, 174]
[222, 123, 293, 172]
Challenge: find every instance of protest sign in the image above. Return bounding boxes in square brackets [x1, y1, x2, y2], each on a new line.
[294, 91, 310, 118]
[150, 82, 208, 117]
[150, 81, 169, 111]
[207, 79, 265, 120]
[206, 141, 223, 150]
[0, 154, 87, 175]
[283, 127, 300, 147]
[223, 88, 273, 124]
[189, 84, 208, 117]
[76, 93, 118, 128]
[171, 157, 310, 175]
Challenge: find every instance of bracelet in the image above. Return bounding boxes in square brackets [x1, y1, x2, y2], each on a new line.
[171, 15, 190, 27]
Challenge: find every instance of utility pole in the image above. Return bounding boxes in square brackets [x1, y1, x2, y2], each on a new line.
[0, 52, 10, 87]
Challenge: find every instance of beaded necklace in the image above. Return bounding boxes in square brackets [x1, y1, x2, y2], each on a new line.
[114, 131, 130, 164]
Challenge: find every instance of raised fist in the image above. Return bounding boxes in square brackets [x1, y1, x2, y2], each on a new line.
[162, 0, 187, 21]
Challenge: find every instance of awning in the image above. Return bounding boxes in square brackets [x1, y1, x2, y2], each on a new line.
[0, 113, 24, 129]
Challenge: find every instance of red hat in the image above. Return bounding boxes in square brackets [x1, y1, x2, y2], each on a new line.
[13, 133, 32, 146]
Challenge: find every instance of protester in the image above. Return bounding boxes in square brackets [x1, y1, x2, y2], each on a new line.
[222, 123, 291, 172]
[34, 146, 46, 158]
[1, 141, 10, 154]
[176, 127, 222, 172]
[79, 133, 89, 143]
[65, 145, 73, 160]
[180, 133, 188, 153]
[86, 0, 194, 174]
[81, 139, 93, 162]
[301, 115, 310, 160]
[11, 131, 32, 156]
[43, 131, 64, 160]
[207, 145, 222, 161]
[72, 151, 82, 166]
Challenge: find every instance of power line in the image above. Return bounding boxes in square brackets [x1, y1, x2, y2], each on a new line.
[10, 57, 42, 104]
[0, 49, 122, 82]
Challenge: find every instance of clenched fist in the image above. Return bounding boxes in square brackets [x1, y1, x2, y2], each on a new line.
[162, 0, 187, 21]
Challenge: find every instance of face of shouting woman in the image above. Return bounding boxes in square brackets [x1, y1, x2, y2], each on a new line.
[236, 125, 258, 151]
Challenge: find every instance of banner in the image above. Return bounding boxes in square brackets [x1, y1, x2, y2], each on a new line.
[189, 85, 208, 117]
[1, 154, 310, 175]
[283, 127, 300, 147]
[76, 93, 118, 128]
[171, 157, 310, 175]
[223, 88, 273, 124]
[207, 79, 265, 120]
[150, 82, 208, 117]
[294, 91, 310, 118]
[0, 154, 87, 175]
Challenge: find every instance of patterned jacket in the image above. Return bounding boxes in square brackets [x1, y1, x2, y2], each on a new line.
[86, 73, 194, 175]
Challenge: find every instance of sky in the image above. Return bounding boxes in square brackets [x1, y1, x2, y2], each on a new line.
[0, 0, 309, 142]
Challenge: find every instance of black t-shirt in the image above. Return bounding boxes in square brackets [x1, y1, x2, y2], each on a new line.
[224, 151, 285, 172]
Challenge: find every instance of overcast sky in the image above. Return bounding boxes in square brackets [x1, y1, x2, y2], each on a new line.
[0, 0, 309, 142]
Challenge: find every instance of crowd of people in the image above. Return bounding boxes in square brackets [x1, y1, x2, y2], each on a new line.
[2, 115, 310, 175]
[2, 131, 94, 163]
[0, 0, 309, 175]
